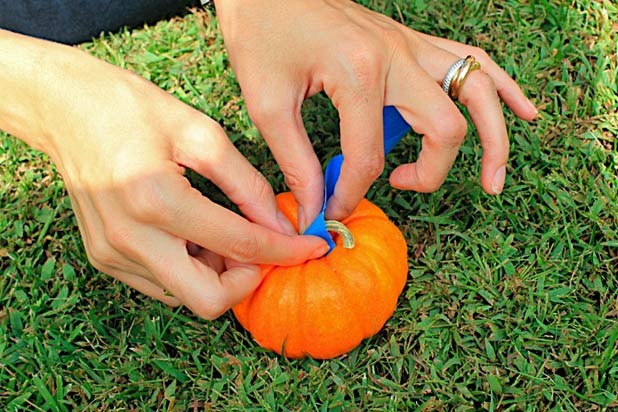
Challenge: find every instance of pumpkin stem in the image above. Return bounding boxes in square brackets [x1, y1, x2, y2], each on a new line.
[325, 220, 355, 249]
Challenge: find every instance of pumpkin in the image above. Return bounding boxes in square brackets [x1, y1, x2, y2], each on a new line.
[233, 192, 408, 359]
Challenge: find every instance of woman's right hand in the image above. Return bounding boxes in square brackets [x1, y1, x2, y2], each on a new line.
[0, 30, 328, 319]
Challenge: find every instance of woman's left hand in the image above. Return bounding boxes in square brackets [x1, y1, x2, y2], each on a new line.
[214, 0, 537, 230]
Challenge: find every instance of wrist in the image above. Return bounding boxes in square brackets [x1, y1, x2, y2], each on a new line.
[0, 30, 92, 156]
[0, 30, 52, 150]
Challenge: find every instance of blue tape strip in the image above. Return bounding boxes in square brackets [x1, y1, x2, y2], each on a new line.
[304, 105, 411, 252]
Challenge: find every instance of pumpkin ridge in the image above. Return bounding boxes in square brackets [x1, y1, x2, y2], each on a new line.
[350, 224, 406, 327]
[306, 258, 364, 358]
[342, 247, 383, 336]
[294, 258, 309, 358]
[240, 265, 277, 330]
[339, 255, 376, 343]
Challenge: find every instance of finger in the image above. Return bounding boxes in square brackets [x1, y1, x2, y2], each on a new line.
[68, 190, 153, 278]
[107, 267, 182, 307]
[414, 31, 537, 120]
[324, 68, 386, 221]
[397, 38, 509, 194]
[137, 231, 262, 320]
[186, 260, 263, 320]
[190, 246, 226, 273]
[176, 183, 328, 265]
[243, 86, 324, 233]
[458, 72, 509, 194]
[220, 258, 265, 305]
[124, 167, 328, 265]
[172, 115, 297, 235]
[385, 50, 468, 191]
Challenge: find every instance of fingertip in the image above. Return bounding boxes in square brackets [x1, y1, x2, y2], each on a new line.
[291, 180, 326, 233]
[389, 163, 442, 193]
[299, 234, 330, 261]
[524, 99, 539, 121]
[499, 86, 538, 122]
[324, 194, 353, 221]
[511, 96, 538, 122]
[268, 232, 329, 266]
[479, 159, 508, 195]
[308, 240, 330, 260]
[289, 232, 329, 263]
[389, 164, 412, 190]
[490, 165, 506, 195]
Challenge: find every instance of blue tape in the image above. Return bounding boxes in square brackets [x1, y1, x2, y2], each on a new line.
[304, 106, 411, 252]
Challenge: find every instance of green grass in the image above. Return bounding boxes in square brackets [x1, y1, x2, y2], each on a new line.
[1, 0, 617, 410]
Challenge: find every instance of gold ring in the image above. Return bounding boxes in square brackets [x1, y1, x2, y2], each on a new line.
[448, 55, 481, 100]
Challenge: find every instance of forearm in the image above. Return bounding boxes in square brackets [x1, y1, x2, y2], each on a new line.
[0, 29, 129, 159]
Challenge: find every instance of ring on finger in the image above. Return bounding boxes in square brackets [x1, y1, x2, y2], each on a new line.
[441, 58, 466, 94]
[441, 55, 482, 100]
[450, 55, 482, 100]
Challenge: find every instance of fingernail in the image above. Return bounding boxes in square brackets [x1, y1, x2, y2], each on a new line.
[492, 166, 506, 195]
[527, 99, 538, 116]
[310, 243, 329, 260]
[297, 206, 307, 234]
[277, 211, 297, 235]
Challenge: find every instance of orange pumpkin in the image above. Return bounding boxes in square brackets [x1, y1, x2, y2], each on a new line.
[233, 192, 408, 359]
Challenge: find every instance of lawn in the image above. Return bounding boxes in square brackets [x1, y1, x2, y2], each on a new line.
[1, 0, 617, 410]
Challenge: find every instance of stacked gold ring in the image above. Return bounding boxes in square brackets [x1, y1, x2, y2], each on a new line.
[441, 55, 481, 100]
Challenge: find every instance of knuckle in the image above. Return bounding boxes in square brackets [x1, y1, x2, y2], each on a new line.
[123, 178, 174, 225]
[230, 169, 276, 211]
[178, 119, 230, 169]
[432, 110, 468, 145]
[345, 45, 382, 88]
[357, 153, 385, 180]
[181, 117, 222, 148]
[458, 72, 497, 107]
[228, 166, 268, 200]
[148, 265, 216, 313]
[226, 234, 261, 263]
[382, 26, 407, 48]
[280, 161, 322, 192]
[251, 170, 274, 201]
[84, 241, 115, 272]
[103, 221, 134, 256]
[80, 229, 118, 271]
[248, 169, 272, 198]
[470, 70, 496, 91]
[470, 47, 491, 62]
[245, 95, 287, 129]
[192, 296, 227, 320]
